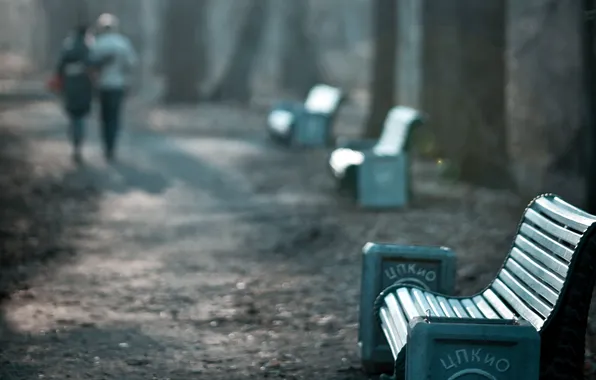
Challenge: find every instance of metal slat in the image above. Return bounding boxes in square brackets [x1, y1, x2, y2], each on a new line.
[534, 197, 594, 232]
[384, 293, 409, 346]
[436, 296, 457, 318]
[525, 208, 582, 246]
[491, 279, 544, 329]
[379, 307, 402, 356]
[505, 258, 558, 305]
[461, 299, 484, 318]
[411, 289, 435, 317]
[448, 299, 469, 318]
[514, 235, 568, 279]
[423, 292, 446, 317]
[482, 289, 515, 319]
[472, 295, 500, 319]
[510, 247, 564, 291]
[498, 269, 552, 318]
[396, 288, 424, 321]
[519, 223, 574, 262]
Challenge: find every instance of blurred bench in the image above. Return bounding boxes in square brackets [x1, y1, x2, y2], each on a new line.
[328, 106, 423, 208]
[406, 317, 540, 379]
[359, 243, 456, 374]
[266, 84, 344, 147]
[373, 194, 596, 379]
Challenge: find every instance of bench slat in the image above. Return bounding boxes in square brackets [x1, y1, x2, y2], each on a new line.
[491, 279, 544, 329]
[411, 289, 434, 316]
[483, 289, 517, 319]
[472, 295, 500, 319]
[498, 269, 552, 318]
[385, 293, 409, 345]
[514, 236, 569, 279]
[379, 307, 402, 356]
[552, 197, 596, 221]
[535, 197, 594, 232]
[505, 258, 559, 305]
[448, 299, 470, 318]
[520, 223, 574, 262]
[525, 208, 582, 246]
[461, 299, 484, 318]
[436, 296, 458, 318]
[397, 288, 423, 321]
[510, 247, 564, 291]
[423, 292, 447, 317]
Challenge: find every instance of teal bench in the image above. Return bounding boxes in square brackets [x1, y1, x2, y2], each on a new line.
[329, 106, 424, 208]
[359, 243, 456, 374]
[373, 194, 596, 379]
[406, 317, 540, 379]
[266, 84, 344, 147]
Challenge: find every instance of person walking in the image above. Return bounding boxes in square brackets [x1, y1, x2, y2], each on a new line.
[56, 24, 94, 164]
[90, 13, 138, 163]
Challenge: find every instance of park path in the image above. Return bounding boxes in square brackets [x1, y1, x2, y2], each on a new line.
[0, 99, 524, 380]
[0, 100, 364, 380]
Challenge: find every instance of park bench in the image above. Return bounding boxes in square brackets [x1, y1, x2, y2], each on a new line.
[328, 106, 423, 208]
[372, 193, 596, 379]
[359, 243, 456, 374]
[266, 84, 344, 147]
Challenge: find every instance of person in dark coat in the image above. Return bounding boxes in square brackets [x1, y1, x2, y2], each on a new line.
[56, 24, 94, 164]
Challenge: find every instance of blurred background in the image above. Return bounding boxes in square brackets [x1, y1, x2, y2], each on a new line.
[0, 0, 592, 210]
[0, 1, 595, 378]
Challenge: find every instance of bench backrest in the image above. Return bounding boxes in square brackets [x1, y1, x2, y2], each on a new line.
[372, 106, 423, 156]
[484, 195, 596, 331]
[303, 84, 343, 115]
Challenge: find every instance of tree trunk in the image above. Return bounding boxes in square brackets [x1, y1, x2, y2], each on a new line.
[457, 0, 511, 188]
[583, 0, 596, 213]
[363, 0, 397, 138]
[507, 0, 586, 205]
[40, 0, 87, 69]
[162, 0, 208, 104]
[279, 0, 325, 98]
[208, 0, 268, 104]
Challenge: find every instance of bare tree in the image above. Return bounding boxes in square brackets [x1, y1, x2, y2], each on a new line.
[162, 0, 208, 104]
[457, 0, 510, 188]
[279, 1, 325, 98]
[363, 0, 397, 138]
[208, 0, 268, 104]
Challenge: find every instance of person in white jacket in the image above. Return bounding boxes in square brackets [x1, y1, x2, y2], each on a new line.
[89, 13, 137, 163]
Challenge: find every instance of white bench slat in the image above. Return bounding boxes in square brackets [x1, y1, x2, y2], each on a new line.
[525, 208, 582, 246]
[482, 289, 516, 319]
[461, 299, 484, 318]
[505, 258, 558, 306]
[514, 236, 569, 279]
[519, 223, 574, 262]
[535, 196, 595, 233]
[491, 279, 544, 329]
[472, 295, 500, 319]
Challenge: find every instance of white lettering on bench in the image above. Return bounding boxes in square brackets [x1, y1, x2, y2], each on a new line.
[440, 348, 511, 373]
[384, 263, 437, 284]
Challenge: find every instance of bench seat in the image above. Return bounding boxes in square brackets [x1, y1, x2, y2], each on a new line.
[374, 194, 596, 379]
[329, 106, 423, 179]
[266, 84, 344, 147]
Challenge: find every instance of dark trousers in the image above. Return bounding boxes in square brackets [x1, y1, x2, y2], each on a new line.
[99, 89, 125, 159]
[69, 116, 85, 152]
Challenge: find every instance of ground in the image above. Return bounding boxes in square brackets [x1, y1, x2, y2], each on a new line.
[0, 97, 579, 379]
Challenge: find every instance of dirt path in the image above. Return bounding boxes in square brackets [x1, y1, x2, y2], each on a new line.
[0, 100, 524, 380]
